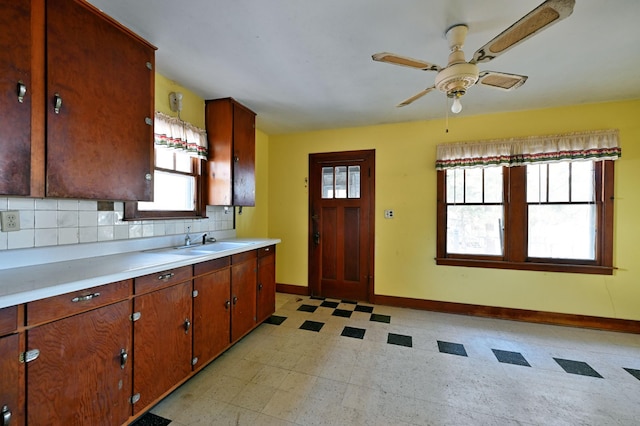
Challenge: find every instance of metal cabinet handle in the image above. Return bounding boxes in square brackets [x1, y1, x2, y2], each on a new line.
[120, 349, 128, 369]
[225, 300, 231, 310]
[53, 93, 62, 114]
[258, 283, 263, 291]
[184, 318, 191, 334]
[158, 272, 175, 281]
[71, 292, 100, 303]
[2, 405, 10, 426]
[232, 296, 238, 305]
[17, 81, 26, 103]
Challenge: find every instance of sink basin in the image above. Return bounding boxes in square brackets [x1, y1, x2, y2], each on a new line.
[147, 240, 257, 257]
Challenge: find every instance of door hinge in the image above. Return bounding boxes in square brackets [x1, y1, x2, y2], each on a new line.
[19, 349, 40, 363]
[192, 290, 199, 298]
[130, 312, 142, 322]
[130, 393, 141, 405]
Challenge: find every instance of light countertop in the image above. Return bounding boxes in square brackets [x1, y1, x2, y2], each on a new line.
[0, 238, 280, 309]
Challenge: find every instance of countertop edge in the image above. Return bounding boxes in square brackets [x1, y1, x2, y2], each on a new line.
[0, 238, 280, 309]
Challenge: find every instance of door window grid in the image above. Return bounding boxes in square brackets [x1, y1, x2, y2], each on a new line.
[322, 165, 360, 199]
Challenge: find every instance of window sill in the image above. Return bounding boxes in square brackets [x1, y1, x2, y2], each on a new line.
[435, 258, 614, 275]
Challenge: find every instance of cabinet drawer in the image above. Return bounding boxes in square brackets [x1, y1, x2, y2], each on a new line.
[194, 256, 230, 276]
[0, 305, 18, 336]
[27, 280, 132, 325]
[258, 245, 275, 258]
[135, 266, 192, 294]
[232, 249, 257, 264]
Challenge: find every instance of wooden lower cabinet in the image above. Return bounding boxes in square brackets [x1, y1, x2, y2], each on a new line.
[26, 300, 132, 426]
[231, 251, 258, 343]
[0, 333, 23, 426]
[193, 258, 231, 370]
[133, 281, 192, 414]
[257, 246, 276, 323]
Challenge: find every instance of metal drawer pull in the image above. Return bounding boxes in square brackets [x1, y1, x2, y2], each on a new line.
[53, 93, 62, 114]
[232, 296, 238, 305]
[158, 272, 175, 281]
[120, 349, 128, 369]
[2, 405, 11, 426]
[71, 292, 100, 303]
[184, 318, 191, 334]
[17, 81, 27, 103]
[225, 300, 231, 310]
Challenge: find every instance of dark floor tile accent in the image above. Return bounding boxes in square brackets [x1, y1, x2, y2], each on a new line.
[332, 309, 353, 318]
[624, 368, 640, 381]
[320, 300, 339, 308]
[354, 305, 374, 313]
[341, 326, 366, 339]
[492, 349, 531, 367]
[554, 358, 603, 378]
[131, 412, 171, 426]
[341, 299, 358, 304]
[387, 333, 413, 348]
[310, 296, 325, 300]
[264, 315, 287, 325]
[437, 340, 468, 357]
[298, 304, 318, 313]
[370, 313, 391, 323]
[300, 320, 324, 332]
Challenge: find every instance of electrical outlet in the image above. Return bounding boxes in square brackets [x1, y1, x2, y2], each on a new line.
[384, 209, 394, 219]
[1, 211, 21, 232]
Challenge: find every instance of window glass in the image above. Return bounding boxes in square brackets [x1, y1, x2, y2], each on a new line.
[348, 166, 361, 198]
[322, 167, 334, 198]
[571, 161, 594, 202]
[334, 166, 347, 198]
[464, 168, 483, 203]
[155, 148, 174, 170]
[447, 205, 503, 255]
[483, 166, 503, 203]
[528, 204, 596, 259]
[548, 162, 570, 202]
[138, 170, 195, 211]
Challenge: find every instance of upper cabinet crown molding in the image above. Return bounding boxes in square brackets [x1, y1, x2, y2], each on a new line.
[205, 97, 256, 207]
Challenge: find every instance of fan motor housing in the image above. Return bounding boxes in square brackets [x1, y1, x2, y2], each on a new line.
[435, 62, 479, 96]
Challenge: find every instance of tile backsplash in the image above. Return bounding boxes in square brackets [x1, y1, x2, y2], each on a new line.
[0, 197, 234, 251]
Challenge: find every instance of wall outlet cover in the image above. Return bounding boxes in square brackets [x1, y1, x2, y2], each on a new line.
[1, 211, 21, 232]
[384, 209, 394, 219]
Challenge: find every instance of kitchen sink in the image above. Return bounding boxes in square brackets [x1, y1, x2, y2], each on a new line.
[147, 240, 257, 257]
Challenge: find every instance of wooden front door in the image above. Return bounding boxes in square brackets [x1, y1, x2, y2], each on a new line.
[309, 150, 375, 302]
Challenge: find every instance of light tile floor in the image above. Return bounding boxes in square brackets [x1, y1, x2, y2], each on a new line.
[151, 293, 640, 425]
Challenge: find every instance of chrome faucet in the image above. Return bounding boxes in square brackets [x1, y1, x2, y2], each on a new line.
[185, 226, 192, 246]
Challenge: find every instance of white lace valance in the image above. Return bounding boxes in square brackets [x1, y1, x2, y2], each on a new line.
[435, 129, 621, 170]
[154, 111, 208, 159]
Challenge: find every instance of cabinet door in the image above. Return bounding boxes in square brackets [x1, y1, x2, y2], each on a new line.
[133, 281, 192, 414]
[257, 246, 276, 323]
[45, 0, 154, 200]
[232, 102, 256, 206]
[193, 267, 231, 369]
[0, 1, 31, 195]
[0, 333, 24, 426]
[27, 300, 132, 426]
[231, 255, 257, 342]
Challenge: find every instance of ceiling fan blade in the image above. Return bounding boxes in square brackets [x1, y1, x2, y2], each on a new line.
[470, 0, 575, 64]
[372, 52, 442, 72]
[397, 86, 436, 107]
[477, 71, 528, 91]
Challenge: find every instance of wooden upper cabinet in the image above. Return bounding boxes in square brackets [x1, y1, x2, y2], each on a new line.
[205, 98, 256, 206]
[0, 1, 32, 196]
[45, 0, 155, 201]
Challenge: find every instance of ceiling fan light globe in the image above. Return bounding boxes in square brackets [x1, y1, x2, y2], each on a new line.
[451, 98, 463, 114]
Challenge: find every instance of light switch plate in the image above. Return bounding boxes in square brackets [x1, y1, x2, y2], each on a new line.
[1, 211, 20, 232]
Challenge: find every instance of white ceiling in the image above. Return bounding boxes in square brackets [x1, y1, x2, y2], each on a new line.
[88, 0, 640, 135]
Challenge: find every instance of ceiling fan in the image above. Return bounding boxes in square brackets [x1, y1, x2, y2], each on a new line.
[372, 0, 575, 113]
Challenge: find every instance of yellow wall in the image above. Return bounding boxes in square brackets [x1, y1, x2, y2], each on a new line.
[155, 74, 205, 128]
[267, 99, 640, 321]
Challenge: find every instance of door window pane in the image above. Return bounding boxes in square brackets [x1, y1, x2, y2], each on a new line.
[334, 166, 347, 198]
[348, 166, 360, 198]
[322, 167, 334, 198]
